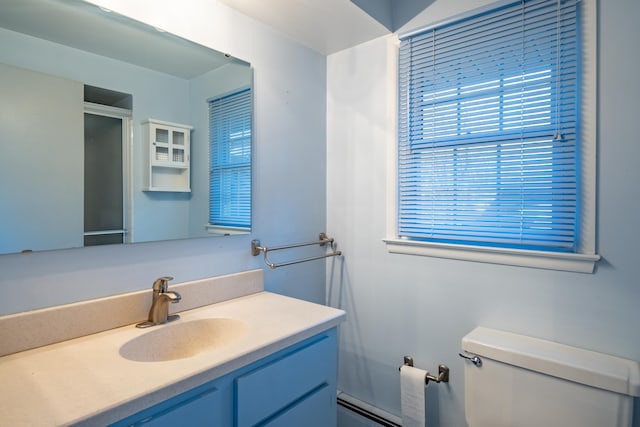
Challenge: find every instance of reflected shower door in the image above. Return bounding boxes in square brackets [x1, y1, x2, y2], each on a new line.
[84, 113, 124, 246]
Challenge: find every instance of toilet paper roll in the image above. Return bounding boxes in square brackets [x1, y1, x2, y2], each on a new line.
[400, 365, 427, 427]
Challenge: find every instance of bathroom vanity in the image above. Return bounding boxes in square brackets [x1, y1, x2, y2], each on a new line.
[112, 329, 337, 426]
[0, 270, 345, 426]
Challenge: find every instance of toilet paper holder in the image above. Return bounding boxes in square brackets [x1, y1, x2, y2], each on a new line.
[399, 355, 450, 384]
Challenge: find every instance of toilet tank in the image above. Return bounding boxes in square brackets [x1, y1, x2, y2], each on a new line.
[461, 327, 640, 427]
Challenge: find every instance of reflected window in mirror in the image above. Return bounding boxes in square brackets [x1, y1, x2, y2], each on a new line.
[208, 87, 252, 234]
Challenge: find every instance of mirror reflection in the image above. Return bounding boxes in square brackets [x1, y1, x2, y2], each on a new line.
[0, 0, 253, 256]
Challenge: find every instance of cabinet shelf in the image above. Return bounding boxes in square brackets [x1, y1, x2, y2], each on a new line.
[142, 119, 193, 192]
[143, 187, 192, 193]
[148, 163, 189, 170]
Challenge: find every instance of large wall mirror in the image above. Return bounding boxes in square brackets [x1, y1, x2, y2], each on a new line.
[0, 0, 253, 256]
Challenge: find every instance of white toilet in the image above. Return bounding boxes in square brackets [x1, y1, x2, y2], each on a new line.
[461, 327, 640, 427]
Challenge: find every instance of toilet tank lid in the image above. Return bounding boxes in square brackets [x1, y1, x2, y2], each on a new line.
[462, 327, 640, 397]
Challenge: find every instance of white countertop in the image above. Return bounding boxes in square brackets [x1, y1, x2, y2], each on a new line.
[0, 292, 345, 426]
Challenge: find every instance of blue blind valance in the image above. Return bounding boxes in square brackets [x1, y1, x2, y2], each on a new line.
[209, 87, 252, 228]
[398, 0, 580, 251]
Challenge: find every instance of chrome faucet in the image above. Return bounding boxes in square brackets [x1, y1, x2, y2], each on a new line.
[136, 276, 182, 328]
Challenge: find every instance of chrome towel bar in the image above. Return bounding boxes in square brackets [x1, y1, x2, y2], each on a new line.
[251, 232, 342, 269]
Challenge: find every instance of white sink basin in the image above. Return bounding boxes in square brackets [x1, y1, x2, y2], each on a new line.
[119, 318, 248, 362]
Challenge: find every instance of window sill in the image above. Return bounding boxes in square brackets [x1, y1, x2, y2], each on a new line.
[383, 238, 600, 274]
[206, 225, 250, 236]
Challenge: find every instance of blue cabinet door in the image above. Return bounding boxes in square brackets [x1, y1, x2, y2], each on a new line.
[262, 384, 335, 427]
[235, 332, 337, 427]
[109, 382, 221, 427]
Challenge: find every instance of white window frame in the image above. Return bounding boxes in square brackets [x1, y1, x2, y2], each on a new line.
[385, 0, 599, 273]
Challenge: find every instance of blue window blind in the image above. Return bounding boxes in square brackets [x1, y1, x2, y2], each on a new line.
[209, 87, 252, 228]
[398, 0, 580, 251]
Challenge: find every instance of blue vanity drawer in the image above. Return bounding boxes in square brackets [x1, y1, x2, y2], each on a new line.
[235, 333, 336, 427]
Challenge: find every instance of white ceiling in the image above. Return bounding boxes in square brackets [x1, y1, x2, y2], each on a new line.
[0, 0, 238, 79]
[216, 0, 392, 55]
[1, 0, 431, 71]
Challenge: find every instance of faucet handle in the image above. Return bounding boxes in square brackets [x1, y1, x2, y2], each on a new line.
[152, 276, 174, 293]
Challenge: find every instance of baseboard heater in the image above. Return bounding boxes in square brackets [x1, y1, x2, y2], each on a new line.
[336, 393, 401, 427]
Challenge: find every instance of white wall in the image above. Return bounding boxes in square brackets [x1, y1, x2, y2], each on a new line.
[0, 63, 84, 254]
[0, 0, 327, 315]
[327, 0, 640, 425]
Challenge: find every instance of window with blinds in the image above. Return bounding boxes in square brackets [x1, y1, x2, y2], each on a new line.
[397, 0, 580, 251]
[209, 87, 252, 229]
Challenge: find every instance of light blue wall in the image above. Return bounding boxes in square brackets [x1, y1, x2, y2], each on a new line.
[327, 0, 640, 426]
[0, 63, 84, 254]
[0, 0, 327, 315]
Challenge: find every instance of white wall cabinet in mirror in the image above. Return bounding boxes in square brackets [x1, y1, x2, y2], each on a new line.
[144, 119, 193, 192]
